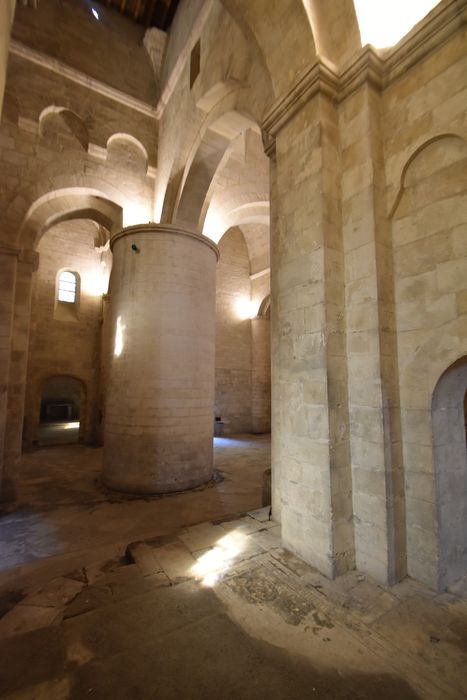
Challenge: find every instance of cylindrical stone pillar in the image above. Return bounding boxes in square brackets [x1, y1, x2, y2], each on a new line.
[102, 223, 219, 494]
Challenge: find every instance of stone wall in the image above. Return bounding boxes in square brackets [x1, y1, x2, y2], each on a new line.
[0, 3, 157, 493]
[215, 227, 252, 434]
[0, 0, 15, 117]
[12, 0, 156, 103]
[382, 20, 467, 588]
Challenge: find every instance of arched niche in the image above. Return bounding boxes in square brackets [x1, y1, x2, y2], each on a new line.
[38, 375, 86, 446]
[432, 357, 467, 590]
[39, 106, 89, 152]
[251, 292, 271, 434]
[390, 133, 467, 219]
[215, 226, 253, 434]
[106, 133, 149, 175]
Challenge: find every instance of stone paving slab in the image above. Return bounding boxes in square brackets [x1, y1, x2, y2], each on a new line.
[152, 541, 197, 583]
[178, 521, 226, 552]
[0, 514, 466, 699]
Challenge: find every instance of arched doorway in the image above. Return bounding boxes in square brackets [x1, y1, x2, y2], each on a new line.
[38, 376, 85, 446]
[432, 357, 467, 589]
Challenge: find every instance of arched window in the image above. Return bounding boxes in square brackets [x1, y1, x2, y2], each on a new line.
[57, 271, 78, 303]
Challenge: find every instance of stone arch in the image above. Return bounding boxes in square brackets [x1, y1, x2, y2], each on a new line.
[39, 106, 89, 152]
[209, 205, 269, 266]
[258, 294, 271, 319]
[389, 133, 467, 218]
[172, 109, 260, 232]
[303, 0, 361, 66]
[432, 357, 467, 590]
[38, 374, 87, 445]
[221, 202, 269, 232]
[18, 187, 124, 250]
[106, 133, 149, 175]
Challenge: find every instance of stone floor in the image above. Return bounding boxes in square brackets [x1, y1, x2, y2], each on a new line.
[37, 421, 80, 446]
[0, 436, 270, 592]
[0, 437, 466, 699]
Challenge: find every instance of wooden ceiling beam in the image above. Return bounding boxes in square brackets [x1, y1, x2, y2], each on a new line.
[158, 0, 171, 28]
[145, 0, 156, 26]
[98, 0, 176, 27]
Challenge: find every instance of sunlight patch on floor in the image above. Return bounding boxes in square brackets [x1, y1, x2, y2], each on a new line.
[192, 530, 247, 586]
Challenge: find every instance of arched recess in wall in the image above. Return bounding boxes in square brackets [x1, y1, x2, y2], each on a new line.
[172, 108, 260, 233]
[18, 187, 124, 250]
[39, 106, 89, 152]
[38, 374, 86, 446]
[391, 133, 467, 589]
[251, 292, 271, 434]
[106, 133, 149, 175]
[215, 226, 254, 434]
[210, 206, 270, 271]
[432, 357, 467, 590]
[389, 133, 466, 219]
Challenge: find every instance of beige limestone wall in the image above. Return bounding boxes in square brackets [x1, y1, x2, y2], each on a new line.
[272, 94, 354, 579]
[339, 84, 406, 586]
[251, 316, 270, 433]
[12, 0, 156, 103]
[0, 0, 15, 118]
[1, 53, 156, 248]
[382, 24, 467, 589]
[215, 227, 252, 433]
[24, 220, 105, 446]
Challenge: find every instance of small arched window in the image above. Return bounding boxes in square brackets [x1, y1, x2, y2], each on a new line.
[57, 271, 78, 303]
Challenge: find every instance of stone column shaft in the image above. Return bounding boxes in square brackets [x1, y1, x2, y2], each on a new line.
[103, 223, 218, 494]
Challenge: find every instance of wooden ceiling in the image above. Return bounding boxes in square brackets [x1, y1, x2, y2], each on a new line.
[96, 0, 180, 30]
